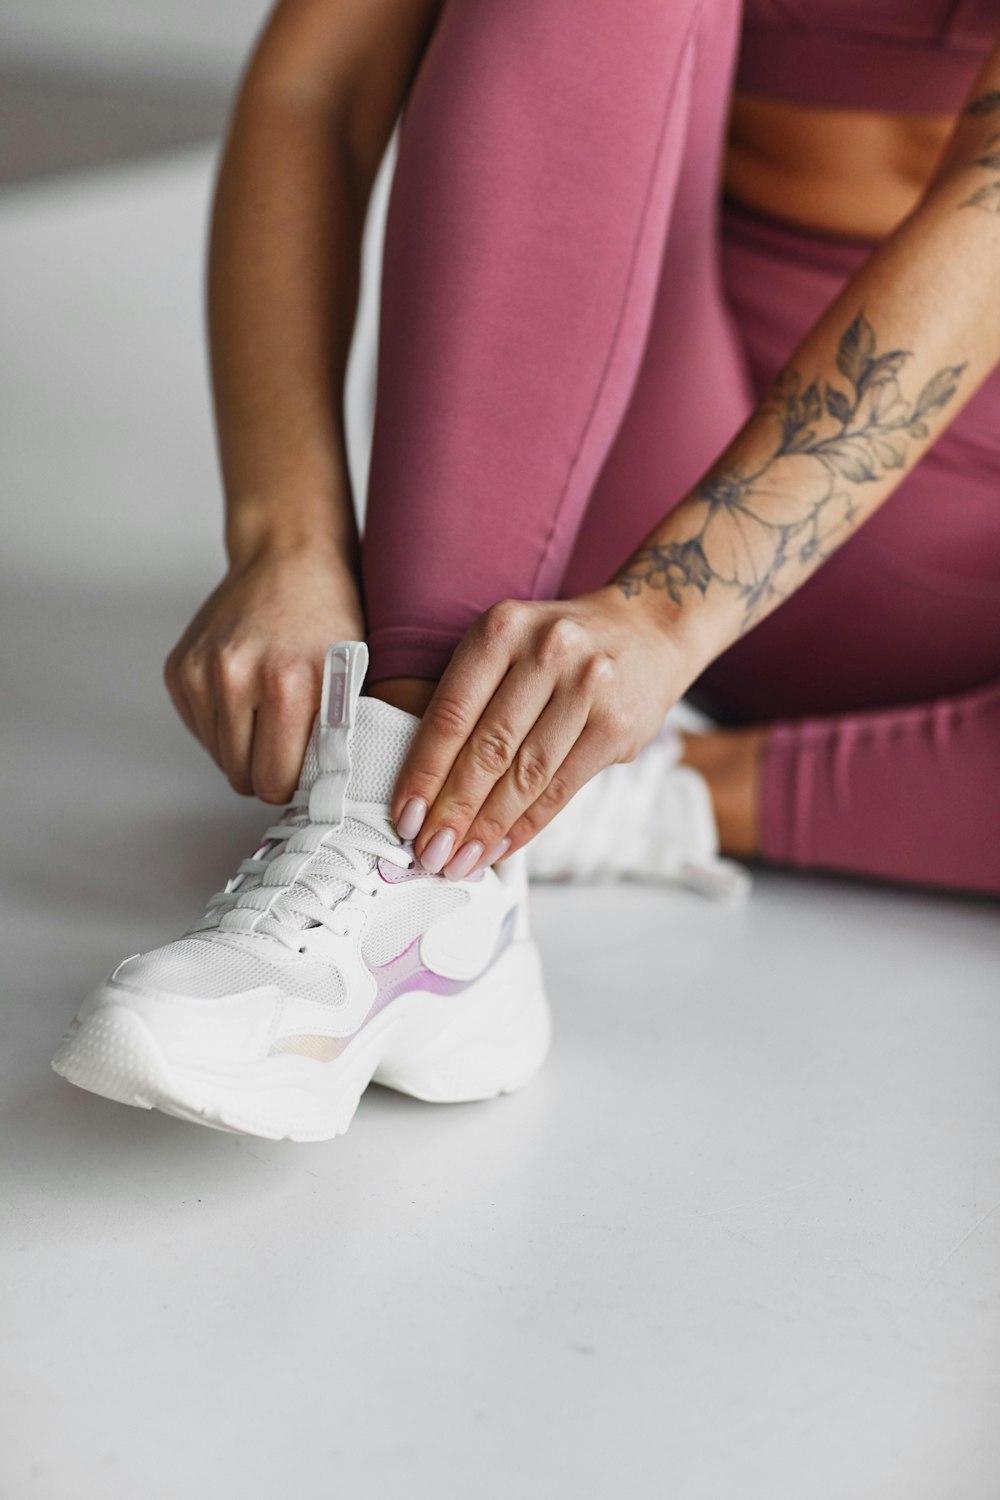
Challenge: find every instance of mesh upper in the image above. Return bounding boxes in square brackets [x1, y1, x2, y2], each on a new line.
[361, 884, 469, 968]
[299, 696, 418, 802]
[114, 698, 464, 1008]
[116, 882, 468, 1005]
[114, 938, 347, 1007]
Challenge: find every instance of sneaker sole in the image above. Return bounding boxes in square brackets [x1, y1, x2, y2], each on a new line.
[51, 938, 552, 1142]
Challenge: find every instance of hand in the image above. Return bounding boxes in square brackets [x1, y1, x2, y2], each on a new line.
[390, 587, 689, 878]
[164, 539, 364, 802]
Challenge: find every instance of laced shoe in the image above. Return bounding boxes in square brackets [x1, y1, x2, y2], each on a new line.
[52, 643, 551, 1142]
[526, 722, 752, 903]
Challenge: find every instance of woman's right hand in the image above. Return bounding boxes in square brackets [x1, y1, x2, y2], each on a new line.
[164, 540, 365, 804]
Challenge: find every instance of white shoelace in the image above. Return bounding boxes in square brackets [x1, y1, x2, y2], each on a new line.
[188, 793, 413, 951]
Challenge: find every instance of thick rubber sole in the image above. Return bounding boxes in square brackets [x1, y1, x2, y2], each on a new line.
[50, 939, 551, 1143]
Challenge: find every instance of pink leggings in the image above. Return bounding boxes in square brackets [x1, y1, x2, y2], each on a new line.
[361, 0, 1000, 896]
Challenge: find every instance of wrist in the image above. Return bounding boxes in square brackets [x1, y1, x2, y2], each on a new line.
[597, 579, 720, 696]
[225, 494, 358, 574]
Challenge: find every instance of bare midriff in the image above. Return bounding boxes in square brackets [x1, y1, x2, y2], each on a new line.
[724, 92, 956, 239]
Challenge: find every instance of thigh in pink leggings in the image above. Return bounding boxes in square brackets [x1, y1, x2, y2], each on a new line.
[364, 0, 751, 679]
[362, 0, 1000, 895]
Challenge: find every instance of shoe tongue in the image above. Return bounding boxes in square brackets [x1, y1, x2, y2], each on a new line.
[228, 696, 418, 938]
[212, 673, 422, 943]
[299, 695, 419, 806]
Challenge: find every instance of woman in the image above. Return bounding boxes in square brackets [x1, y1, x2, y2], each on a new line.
[52, 0, 1000, 1139]
[175, 0, 999, 892]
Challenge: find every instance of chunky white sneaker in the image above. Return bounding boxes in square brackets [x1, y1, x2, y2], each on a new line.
[526, 721, 752, 903]
[52, 643, 551, 1142]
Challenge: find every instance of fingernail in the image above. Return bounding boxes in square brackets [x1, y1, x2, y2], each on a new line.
[396, 797, 427, 841]
[444, 841, 484, 882]
[419, 827, 455, 874]
[483, 837, 512, 866]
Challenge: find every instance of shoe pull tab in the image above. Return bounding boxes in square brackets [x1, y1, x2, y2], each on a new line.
[309, 641, 369, 826]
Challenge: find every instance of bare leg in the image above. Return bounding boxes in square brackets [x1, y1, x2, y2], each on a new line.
[679, 726, 768, 858]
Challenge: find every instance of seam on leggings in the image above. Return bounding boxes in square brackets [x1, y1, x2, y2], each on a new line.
[528, 2, 705, 599]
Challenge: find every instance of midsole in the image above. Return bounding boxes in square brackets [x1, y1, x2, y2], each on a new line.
[78, 938, 546, 1101]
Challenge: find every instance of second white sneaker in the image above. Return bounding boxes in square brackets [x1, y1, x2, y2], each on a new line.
[52, 642, 551, 1142]
[526, 720, 752, 903]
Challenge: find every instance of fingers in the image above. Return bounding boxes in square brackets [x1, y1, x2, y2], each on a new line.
[397, 609, 629, 876]
[163, 651, 198, 740]
[216, 701, 256, 798]
[460, 686, 596, 861]
[166, 643, 319, 803]
[210, 647, 255, 795]
[162, 547, 367, 801]
[499, 722, 613, 854]
[407, 654, 560, 876]
[410, 657, 560, 872]
[166, 649, 221, 768]
[390, 601, 520, 836]
[249, 660, 321, 804]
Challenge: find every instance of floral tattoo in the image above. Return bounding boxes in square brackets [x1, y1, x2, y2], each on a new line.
[962, 90, 1000, 213]
[614, 310, 966, 630]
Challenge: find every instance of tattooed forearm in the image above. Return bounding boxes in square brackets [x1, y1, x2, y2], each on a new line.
[966, 90, 1000, 117]
[615, 310, 965, 631]
[961, 90, 1000, 213]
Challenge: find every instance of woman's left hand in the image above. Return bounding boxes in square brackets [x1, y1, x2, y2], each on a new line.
[389, 586, 689, 879]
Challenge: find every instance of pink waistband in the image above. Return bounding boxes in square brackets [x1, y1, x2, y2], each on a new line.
[735, 27, 986, 115]
[719, 192, 878, 269]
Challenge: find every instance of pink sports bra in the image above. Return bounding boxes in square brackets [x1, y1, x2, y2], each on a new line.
[735, 0, 999, 114]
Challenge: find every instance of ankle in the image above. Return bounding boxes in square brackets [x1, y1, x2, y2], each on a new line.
[679, 725, 768, 858]
[366, 677, 437, 717]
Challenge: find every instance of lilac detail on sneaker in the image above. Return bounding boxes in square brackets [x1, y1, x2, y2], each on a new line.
[377, 857, 431, 885]
[377, 857, 484, 886]
[363, 908, 516, 1028]
[270, 910, 517, 1060]
[324, 656, 349, 726]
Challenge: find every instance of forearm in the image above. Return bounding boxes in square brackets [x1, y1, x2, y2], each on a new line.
[208, 83, 368, 571]
[614, 69, 1000, 681]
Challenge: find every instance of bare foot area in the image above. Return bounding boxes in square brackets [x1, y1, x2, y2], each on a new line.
[679, 725, 769, 858]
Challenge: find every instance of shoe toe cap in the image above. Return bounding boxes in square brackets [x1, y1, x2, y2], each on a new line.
[78, 968, 284, 1067]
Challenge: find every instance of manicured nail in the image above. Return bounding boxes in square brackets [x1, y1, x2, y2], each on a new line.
[483, 837, 512, 866]
[420, 827, 455, 874]
[396, 797, 427, 841]
[444, 841, 484, 882]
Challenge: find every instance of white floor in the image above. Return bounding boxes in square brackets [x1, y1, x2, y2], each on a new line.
[2, 154, 999, 1500]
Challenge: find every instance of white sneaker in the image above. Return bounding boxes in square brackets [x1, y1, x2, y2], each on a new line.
[526, 721, 752, 903]
[52, 643, 551, 1142]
